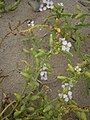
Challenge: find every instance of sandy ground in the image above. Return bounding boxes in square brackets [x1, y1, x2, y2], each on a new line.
[0, 0, 90, 118]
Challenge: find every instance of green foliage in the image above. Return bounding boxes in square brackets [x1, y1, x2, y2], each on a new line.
[0, 0, 21, 14]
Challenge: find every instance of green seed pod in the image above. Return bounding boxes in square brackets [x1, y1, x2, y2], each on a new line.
[84, 71, 90, 78]
[80, 112, 87, 120]
[27, 107, 34, 112]
[14, 93, 22, 102]
[75, 13, 85, 19]
[49, 110, 53, 116]
[57, 76, 67, 80]
[50, 34, 53, 51]
[35, 49, 45, 58]
[21, 105, 26, 112]
[76, 5, 81, 11]
[43, 105, 51, 113]
[79, 61, 87, 68]
[67, 64, 74, 73]
[75, 111, 87, 120]
[0, 2, 5, 9]
[14, 111, 21, 118]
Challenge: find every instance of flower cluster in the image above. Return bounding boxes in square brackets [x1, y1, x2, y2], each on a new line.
[39, 0, 54, 11]
[40, 63, 48, 80]
[58, 82, 73, 102]
[75, 66, 81, 72]
[27, 20, 35, 27]
[59, 38, 72, 52]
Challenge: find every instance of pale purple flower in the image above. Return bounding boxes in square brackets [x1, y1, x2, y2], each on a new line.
[64, 97, 69, 102]
[27, 20, 34, 27]
[46, 1, 54, 9]
[39, 4, 44, 11]
[69, 82, 73, 88]
[42, 63, 47, 70]
[40, 71, 48, 80]
[57, 2, 64, 7]
[43, 0, 49, 3]
[65, 83, 69, 86]
[62, 41, 72, 52]
[58, 93, 63, 98]
[61, 84, 65, 89]
[68, 91, 72, 96]
[43, 6, 47, 10]
[59, 37, 65, 42]
[63, 94, 67, 99]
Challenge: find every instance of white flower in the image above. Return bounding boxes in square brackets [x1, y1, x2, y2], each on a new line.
[58, 93, 63, 98]
[39, 4, 44, 11]
[43, 6, 47, 10]
[39, 0, 54, 11]
[59, 37, 65, 42]
[65, 83, 69, 86]
[69, 82, 73, 88]
[63, 94, 67, 99]
[68, 91, 72, 96]
[75, 66, 81, 72]
[57, 2, 64, 7]
[27, 20, 34, 27]
[42, 63, 47, 70]
[30, 21, 34, 26]
[40, 71, 48, 80]
[46, 1, 54, 9]
[62, 40, 72, 52]
[61, 84, 65, 89]
[68, 91, 72, 100]
[43, 0, 49, 3]
[64, 97, 69, 102]
[63, 94, 69, 102]
[69, 95, 72, 99]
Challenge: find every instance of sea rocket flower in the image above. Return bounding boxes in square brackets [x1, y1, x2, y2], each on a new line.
[40, 71, 48, 80]
[43, 6, 47, 10]
[75, 66, 81, 72]
[46, 1, 54, 9]
[65, 83, 69, 86]
[30, 21, 34, 26]
[62, 40, 72, 52]
[63, 94, 67, 99]
[58, 82, 73, 102]
[68, 91, 73, 99]
[59, 37, 66, 42]
[63, 94, 69, 102]
[61, 84, 65, 89]
[39, 0, 54, 11]
[43, 0, 49, 3]
[39, 4, 44, 11]
[42, 63, 47, 70]
[40, 63, 48, 80]
[69, 82, 73, 88]
[68, 91, 72, 96]
[65, 97, 69, 102]
[27, 20, 34, 27]
[58, 93, 63, 98]
[57, 2, 64, 6]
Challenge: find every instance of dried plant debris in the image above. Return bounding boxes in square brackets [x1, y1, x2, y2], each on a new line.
[78, 0, 90, 7]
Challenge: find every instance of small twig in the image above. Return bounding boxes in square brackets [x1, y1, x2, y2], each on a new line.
[0, 101, 16, 118]
[20, 24, 61, 34]
[0, 75, 9, 83]
[0, 19, 27, 47]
